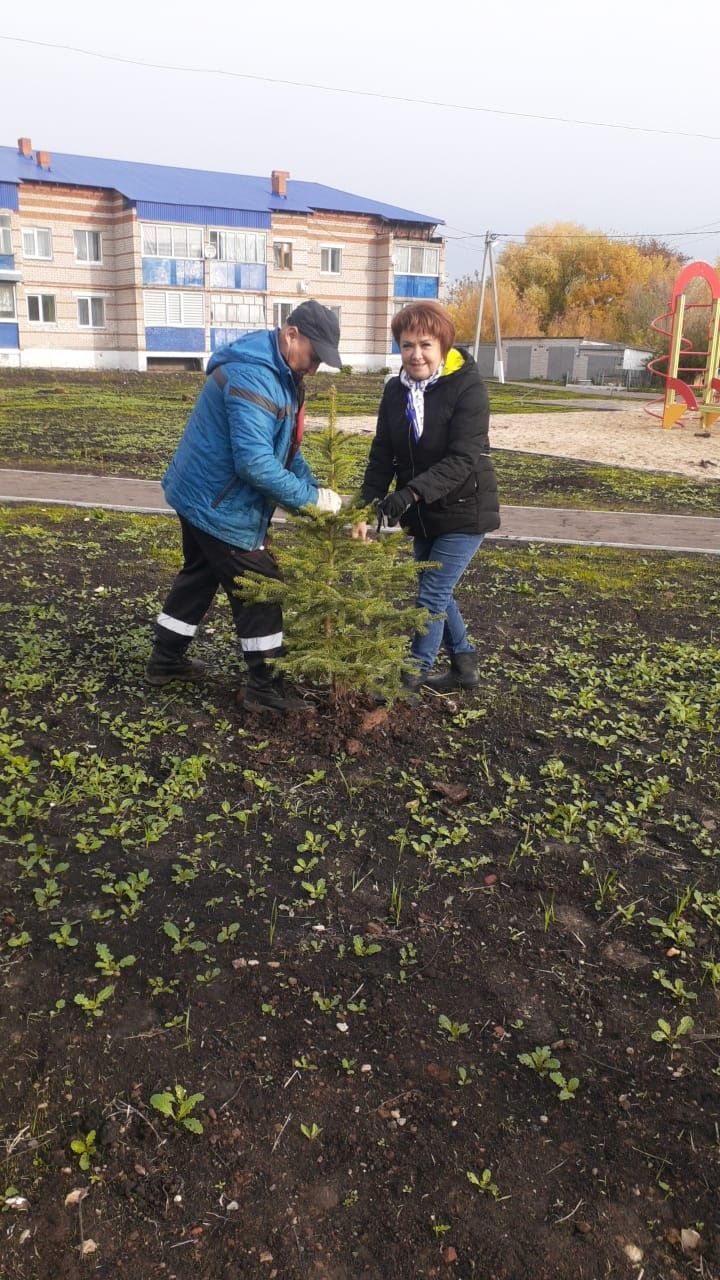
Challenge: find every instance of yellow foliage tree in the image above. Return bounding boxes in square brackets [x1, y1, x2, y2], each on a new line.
[447, 271, 542, 343]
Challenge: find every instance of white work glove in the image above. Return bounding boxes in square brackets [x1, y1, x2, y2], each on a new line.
[315, 487, 343, 515]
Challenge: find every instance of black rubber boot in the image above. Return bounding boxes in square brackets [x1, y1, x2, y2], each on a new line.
[242, 660, 310, 715]
[422, 652, 480, 692]
[145, 642, 206, 686]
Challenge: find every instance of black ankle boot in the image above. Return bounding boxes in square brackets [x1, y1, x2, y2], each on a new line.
[422, 652, 479, 692]
[243, 663, 310, 715]
[145, 648, 206, 686]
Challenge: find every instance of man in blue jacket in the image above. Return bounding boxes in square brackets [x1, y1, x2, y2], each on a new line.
[146, 300, 343, 713]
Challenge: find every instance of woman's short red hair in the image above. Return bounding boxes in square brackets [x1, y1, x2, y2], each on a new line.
[391, 300, 456, 357]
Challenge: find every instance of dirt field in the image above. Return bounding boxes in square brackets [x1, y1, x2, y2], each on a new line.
[311, 406, 720, 481]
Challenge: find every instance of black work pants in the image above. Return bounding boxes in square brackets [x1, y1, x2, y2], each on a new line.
[154, 517, 283, 664]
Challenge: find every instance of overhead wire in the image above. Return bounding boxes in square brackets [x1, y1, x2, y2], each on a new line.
[1, 33, 719, 145]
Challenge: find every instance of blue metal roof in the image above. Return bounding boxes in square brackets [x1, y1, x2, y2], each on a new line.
[0, 145, 441, 225]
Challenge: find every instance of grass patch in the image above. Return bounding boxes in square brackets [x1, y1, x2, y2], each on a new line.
[0, 369, 717, 516]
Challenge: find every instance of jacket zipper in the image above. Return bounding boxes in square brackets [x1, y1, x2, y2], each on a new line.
[210, 476, 239, 509]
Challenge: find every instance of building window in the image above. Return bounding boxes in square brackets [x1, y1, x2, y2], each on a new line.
[273, 302, 295, 328]
[208, 230, 266, 264]
[211, 294, 265, 326]
[22, 227, 53, 260]
[0, 283, 16, 318]
[0, 215, 12, 255]
[273, 242, 293, 270]
[320, 246, 342, 275]
[77, 296, 106, 328]
[27, 293, 56, 323]
[74, 230, 103, 263]
[393, 244, 440, 275]
[141, 224, 203, 259]
[143, 290, 204, 326]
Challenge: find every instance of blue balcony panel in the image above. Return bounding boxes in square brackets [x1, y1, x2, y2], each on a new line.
[393, 274, 439, 299]
[142, 258, 204, 287]
[145, 327, 205, 352]
[0, 322, 19, 348]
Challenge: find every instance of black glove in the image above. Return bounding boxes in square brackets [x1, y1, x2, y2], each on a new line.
[376, 487, 415, 529]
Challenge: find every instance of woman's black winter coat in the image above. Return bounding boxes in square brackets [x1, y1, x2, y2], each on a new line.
[360, 348, 500, 538]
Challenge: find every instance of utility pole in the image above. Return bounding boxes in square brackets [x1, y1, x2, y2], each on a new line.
[471, 231, 504, 384]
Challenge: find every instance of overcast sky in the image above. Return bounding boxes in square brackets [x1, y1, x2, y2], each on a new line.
[3, 0, 719, 280]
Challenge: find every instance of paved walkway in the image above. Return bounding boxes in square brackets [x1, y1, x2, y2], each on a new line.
[0, 468, 718, 556]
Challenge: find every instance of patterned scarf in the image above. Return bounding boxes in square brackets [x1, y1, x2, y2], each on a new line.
[400, 362, 444, 442]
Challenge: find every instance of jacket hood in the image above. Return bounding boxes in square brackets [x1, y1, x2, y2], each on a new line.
[206, 328, 287, 377]
[442, 346, 476, 379]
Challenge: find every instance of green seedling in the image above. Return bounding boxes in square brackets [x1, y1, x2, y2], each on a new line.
[48, 920, 79, 948]
[95, 942, 136, 977]
[549, 1071, 580, 1101]
[163, 920, 207, 953]
[431, 1220, 451, 1238]
[296, 831, 328, 856]
[7, 930, 32, 948]
[457, 1066, 472, 1087]
[517, 1046, 560, 1077]
[70, 1129, 98, 1171]
[293, 1055, 318, 1072]
[301, 878, 327, 901]
[196, 966, 221, 985]
[217, 922, 240, 944]
[539, 893, 555, 931]
[340, 1057, 357, 1076]
[652, 969, 697, 1004]
[150, 1084, 204, 1134]
[300, 1122, 322, 1142]
[147, 975, 179, 997]
[438, 1014, 470, 1042]
[466, 1168, 506, 1200]
[651, 1016, 694, 1049]
[312, 992, 341, 1014]
[73, 985, 115, 1020]
[353, 935, 381, 958]
[700, 960, 720, 989]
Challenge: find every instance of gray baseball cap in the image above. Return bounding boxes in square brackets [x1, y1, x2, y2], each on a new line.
[287, 300, 342, 369]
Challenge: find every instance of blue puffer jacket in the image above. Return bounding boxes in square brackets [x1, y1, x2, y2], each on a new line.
[162, 330, 319, 549]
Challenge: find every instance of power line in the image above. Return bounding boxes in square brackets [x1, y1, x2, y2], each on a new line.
[2, 33, 720, 145]
[444, 224, 720, 243]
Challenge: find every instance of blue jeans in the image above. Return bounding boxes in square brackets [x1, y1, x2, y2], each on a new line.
[411, 533, 484, 671]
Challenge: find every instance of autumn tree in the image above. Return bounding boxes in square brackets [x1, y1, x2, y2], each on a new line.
[447, 271, 541, 343]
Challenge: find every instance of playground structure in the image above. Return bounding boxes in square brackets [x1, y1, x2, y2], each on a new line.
[647, 261, 720, 430]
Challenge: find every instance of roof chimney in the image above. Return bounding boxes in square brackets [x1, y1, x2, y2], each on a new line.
[18, 137, 32, 157]
[36, 150, 51, 170]
[271, 169, 289, 198]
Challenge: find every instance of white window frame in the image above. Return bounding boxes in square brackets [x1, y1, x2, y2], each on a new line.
[392, 243, 440, 276]
[141, 223, 204, 260]
[23, 227, 53, 260]
[208, 229, 267, 264]
[0, 215, 12, 256]
[0, 282, 16, 319]
[273, 241, 293, 270]
[26, 293, 56, 324]
[74, 230, 103, 264]
[77, 295, 106, 329]
[320, 245, 342, 275]
[210, 294, 265, 327]
[143, 290, 205, 327]
[273, 301, 295, 328]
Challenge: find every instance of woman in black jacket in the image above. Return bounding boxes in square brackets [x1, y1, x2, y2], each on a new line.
[355, 300, 500, 691]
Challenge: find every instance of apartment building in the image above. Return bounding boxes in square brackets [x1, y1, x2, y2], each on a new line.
[0, 139, 444, 371]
